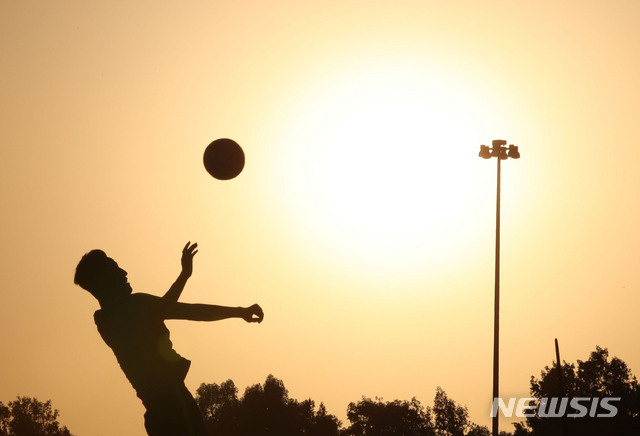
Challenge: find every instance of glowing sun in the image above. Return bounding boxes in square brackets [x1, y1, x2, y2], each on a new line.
[273, 57, 507, 276]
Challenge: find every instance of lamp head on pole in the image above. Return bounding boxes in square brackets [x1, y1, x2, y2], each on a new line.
[478, 140, 520, 161]
[479, 145, 492, 159]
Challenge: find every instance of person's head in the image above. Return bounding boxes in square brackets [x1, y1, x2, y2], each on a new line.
[74, 250, 132, 304]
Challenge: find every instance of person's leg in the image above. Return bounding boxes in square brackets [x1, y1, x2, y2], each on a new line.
[142, 385, 207, 436]
[144, 408, 165, 436]
[178, 384, 208, 436]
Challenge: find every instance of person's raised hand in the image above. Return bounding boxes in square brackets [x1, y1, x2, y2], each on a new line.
[181, 242, 198, 277]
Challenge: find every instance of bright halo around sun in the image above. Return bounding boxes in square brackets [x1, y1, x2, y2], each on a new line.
[274, 57, 508, 280]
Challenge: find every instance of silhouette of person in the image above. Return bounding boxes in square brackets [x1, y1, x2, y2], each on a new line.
[74, 242, 264, 436]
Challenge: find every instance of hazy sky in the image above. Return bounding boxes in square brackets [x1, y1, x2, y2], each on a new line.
[2, 1, 639, 435]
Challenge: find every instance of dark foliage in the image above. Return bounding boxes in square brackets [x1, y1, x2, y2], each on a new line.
[516, 346, 640, 436]
[196, 374, 341, 436]
[345, 396, 434, 436]
[342, 386, 493, 436]
[0, 397, 74, 436]
[196, 376, 495, 436]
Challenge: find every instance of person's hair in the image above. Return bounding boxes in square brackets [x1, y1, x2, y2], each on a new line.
[74, 249, 108, 299]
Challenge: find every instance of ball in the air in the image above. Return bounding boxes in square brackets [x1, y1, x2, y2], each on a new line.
[203, 138, 245, 180]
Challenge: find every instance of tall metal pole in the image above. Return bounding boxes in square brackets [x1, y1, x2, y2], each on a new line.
[481, 140, 518, 436]
[555, 338, 570, 436]
[492, 157, 501, 436]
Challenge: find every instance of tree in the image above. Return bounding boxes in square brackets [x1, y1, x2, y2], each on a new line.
[343, 388, 494, 436]
[432, 387, 469, 436]
[314, 403, 343, 436]
[196, 374, 342, 436]
[0, 397, 74, 436]
[196, 379, 241, 436]
[345, 396, 435, 436]
[518, 346, 640, 436]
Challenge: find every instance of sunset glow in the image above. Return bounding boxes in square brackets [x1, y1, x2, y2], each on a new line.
[271, 56, 514, 279]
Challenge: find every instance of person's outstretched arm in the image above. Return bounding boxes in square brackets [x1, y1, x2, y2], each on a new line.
[163, 242, 198, 302]
[144, 294, 264, 323]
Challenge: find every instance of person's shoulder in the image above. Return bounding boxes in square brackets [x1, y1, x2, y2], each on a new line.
[130, 292, 159, 301]
[129, 292, 162, 307]
[95, 293, 158, 313]
[129, 293, 171, 319]
[95, 293, 161, 324]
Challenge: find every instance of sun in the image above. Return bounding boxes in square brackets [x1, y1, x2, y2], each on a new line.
[270, 56, 508, 280]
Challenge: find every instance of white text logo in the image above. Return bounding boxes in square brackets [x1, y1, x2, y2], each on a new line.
[490, 397, 621, 418]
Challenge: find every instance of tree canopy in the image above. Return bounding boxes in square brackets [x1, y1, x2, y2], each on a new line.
[345, 396, 434, 435]
[195, 375, 492, 436]
[0, 397, 74, 436]
[345, 388, 494, 436]
[514, 346, 640, 436]
[195, 374, 342, 436]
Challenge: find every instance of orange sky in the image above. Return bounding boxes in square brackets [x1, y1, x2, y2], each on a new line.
[2, 1, 639, 435]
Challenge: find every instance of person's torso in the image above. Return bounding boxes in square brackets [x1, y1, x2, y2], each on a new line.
[94, 293, 190, 396]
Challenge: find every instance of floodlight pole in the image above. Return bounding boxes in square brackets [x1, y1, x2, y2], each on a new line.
[479, 140, 519, 436]
[492, 155, 501, 436]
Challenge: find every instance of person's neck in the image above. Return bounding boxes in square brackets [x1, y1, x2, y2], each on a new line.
[99, 294, 128, 310]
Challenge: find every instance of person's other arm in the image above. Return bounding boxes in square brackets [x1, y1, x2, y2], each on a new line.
[163, 242, 198, 302]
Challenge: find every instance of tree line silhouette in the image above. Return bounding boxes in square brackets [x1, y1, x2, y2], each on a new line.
[194, 376, 491, 436]
[2, 345, 638, 435]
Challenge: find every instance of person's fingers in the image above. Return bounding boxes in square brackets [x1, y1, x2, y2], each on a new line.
[183, 242, 198, 253]
[182, 243, 198, 260]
